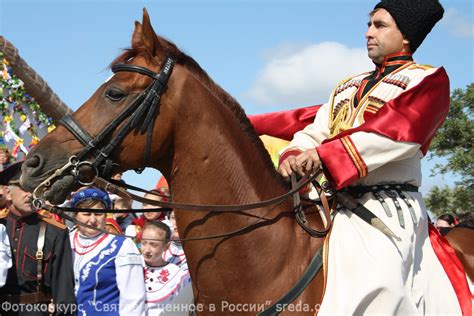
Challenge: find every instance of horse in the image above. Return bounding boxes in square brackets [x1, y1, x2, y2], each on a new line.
[445, 227, 474, 284]
[20, 9, 326, 315]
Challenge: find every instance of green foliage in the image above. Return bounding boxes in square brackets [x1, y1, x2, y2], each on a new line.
[426, 84, 474, 217]
[425, 185, 473, 217]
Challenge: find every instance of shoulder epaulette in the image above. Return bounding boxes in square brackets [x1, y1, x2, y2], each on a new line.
[38, 211, 67, 230]
[0, 208, 9, 219]
[408, 64, 434, 70]
[40, 216, 67, 230]
[106, 218, 123, 235]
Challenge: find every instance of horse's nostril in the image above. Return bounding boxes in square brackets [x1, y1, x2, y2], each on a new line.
[25, 155, 41, 169]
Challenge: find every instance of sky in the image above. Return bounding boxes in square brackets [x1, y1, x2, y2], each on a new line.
[1, 0, 473, 196]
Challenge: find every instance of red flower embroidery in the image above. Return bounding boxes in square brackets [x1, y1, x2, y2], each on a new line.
[158, 269, 170, 283]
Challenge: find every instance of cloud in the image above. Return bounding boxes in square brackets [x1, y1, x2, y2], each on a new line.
[244, 42, 372, 110]
[442, 8, 474, 38]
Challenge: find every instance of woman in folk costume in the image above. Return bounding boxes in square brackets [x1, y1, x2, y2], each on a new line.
[70, 187, 145, 315]
[141, 221, 190, 315]
[277, 0, 471, 314]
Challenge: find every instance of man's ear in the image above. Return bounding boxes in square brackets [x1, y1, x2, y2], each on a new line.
[403, 37, 411, 52]
[4, 185, 14, 201]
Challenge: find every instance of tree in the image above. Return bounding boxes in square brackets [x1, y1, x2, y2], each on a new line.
[425, 83, 474, 217]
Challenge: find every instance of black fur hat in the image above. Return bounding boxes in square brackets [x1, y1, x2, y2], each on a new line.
[374, 0, 444, 52]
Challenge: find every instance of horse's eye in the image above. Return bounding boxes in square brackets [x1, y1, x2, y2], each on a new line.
[105, 88, 126, 102]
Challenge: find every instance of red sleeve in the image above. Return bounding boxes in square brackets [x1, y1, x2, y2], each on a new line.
[248, 105, 321, 140]
[317, 137, 364, 189]
[106, 218, 123, 234]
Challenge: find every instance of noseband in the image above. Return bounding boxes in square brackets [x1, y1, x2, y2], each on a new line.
[32, 57, 175, 199]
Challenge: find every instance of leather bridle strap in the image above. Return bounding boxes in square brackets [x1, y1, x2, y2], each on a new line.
[60, 89, 145, 159]
[60, 115, 94, 147]
[292, 174, 332, 238]
[36, 221, 47, 294]
[58, 57, 175, 177]
[113, 60, 174, 85]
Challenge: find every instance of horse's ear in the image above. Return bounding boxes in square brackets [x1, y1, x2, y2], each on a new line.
[132, 21, 143, 49]
[141, 8, 160, 57]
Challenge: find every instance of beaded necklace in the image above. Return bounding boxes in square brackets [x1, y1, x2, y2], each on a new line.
[73, 231, 108, 255]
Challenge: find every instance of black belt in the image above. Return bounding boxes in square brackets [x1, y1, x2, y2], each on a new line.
[344, 183, 418, 198]
[0, 292, 52, 304]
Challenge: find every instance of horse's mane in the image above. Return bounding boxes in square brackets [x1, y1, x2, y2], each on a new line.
[111, 35, 283, 180]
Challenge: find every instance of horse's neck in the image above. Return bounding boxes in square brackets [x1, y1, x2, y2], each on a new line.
[167, 77, 315, 303]
[170, 78, 284, 206]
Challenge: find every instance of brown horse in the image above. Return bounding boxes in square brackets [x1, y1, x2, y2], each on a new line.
[20, 9, 325, 315]
[446, 227, 474, 283]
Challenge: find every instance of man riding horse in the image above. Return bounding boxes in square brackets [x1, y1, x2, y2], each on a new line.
[16, 1, 470, 314]
[277, 0, 470, 314]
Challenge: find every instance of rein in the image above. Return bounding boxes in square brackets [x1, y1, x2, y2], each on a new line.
[45, 203, 314, 243]
[39, 170, 331, 241]
[95, 173, 332, 237]
[95, 172, 319, 213]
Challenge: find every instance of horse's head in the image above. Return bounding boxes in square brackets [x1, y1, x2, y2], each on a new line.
[21, 9, 180, 204]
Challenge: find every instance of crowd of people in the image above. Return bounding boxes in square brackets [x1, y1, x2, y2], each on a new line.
[0, 160, 190, 315]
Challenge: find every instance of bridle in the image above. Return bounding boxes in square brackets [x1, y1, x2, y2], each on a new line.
[64, 57, 175, 176]
[32, 57, 175, 200]
[31, 55, 332, 239]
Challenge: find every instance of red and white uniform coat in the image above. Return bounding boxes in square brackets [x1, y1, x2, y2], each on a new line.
[280, 53, 470, 315]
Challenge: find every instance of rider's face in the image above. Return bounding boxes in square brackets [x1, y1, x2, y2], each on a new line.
[365, 9, 409, 64]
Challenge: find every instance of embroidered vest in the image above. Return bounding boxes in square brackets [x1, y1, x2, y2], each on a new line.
[77, 236, 125, 315]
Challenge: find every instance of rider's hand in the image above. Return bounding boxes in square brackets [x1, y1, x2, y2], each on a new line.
[278, 154, 298, 178]
[278, 148, 321, 178]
